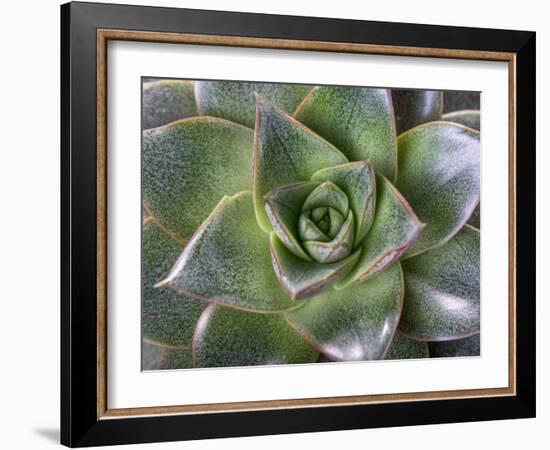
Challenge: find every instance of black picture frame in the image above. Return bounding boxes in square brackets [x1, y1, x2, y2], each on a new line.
[61, 1, 535, 447]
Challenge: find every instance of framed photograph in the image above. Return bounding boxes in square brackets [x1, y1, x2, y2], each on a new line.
[61, 1, 535, 447]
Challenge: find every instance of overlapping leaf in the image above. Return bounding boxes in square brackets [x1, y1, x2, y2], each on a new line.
[142, 220, 206, 346]
[158, 192, 296, 312]
[193, 305, 319, 367]
[399, 225, 480, 340]
[195, 80, 312, 128]
[337, 176, 423, 287]
[270, 234, 361, 299]
[143, 117, 254, 242]
[254, 97, 348, 231]
[396, 122, 480, 257]
[384, 331, 429, 360]
[392, 89, 442, 135]
[286, 263, 403, 361]
[142, 80, 198, 129]
[294, 86, 397, 179]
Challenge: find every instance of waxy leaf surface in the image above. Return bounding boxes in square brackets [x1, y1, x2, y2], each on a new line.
[400, 226, 480, 340]
[392, 89, 442, 135]
[142, 80, 198, 129]
[294, 86, 397, 179]
[193, 305, 319, 367]
[442, 110, 480, 131]
[384, 332, 429, 360]
[195, 80, 312, 128]
[312, 161, 376, 246]
[286, 263, 403, 361]
[254, 98, 348, 231]
[396, 122, 480, 256]
[158, 192, 295, 312]
[143, 117, 253, 242]
[264, 182, 319, 260]
[142, 340, 193, 370]
[337, 176, 423, 287]
[429, 334, 480, 357]
[142, 221, 206, 346]
[270, 234, 361, 299]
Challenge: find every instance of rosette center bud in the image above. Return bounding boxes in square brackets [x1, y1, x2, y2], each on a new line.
[297, 181, 355, 263]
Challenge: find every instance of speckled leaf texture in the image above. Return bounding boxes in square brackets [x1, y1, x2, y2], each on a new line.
[396, 122, 480, 257]
[193, 305, 319, 368]
[399, 225, 480, 340]
[141, 79, 481, 369]
[264, 181, 320, 260]
[142, 220, 205, 346]
[286, 263, 403, 361]
[391, 89, 443, 135]
[442, 110, 481, 131]
[442, 110, 481, 228]
[270, 234, 361, 299]
[254, 97, 348, 231]
[429, 334, 480, 357]
[195, 80, 312, 128]
[294, 86, 397, 180]
[384, 331, 429, 360]
[337, 176, 424, 287]
[311, 161, 376, 246]
[158, 192, 296, 312]
[142, 340, 193, 370]
[142, 80, 198, 129]
[143, 117, 254, 242]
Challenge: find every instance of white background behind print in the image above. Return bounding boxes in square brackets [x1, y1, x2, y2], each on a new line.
[1, 0, 547, 449]
[108, 40, 508, 409]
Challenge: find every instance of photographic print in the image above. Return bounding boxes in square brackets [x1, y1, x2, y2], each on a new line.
[141, 79, 481, 370]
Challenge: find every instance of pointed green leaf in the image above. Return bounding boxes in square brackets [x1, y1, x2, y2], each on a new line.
[142, 340, 193, 370]
[142, 80, 198, 130]
[396, 122, 480, 257]
[194, 80, 312, 128]
[429, 334, 480, 357]
[312, 161, 376, 246]
[193, 305, 319, 368]
[270, 234, 361, 300]
[142, 221, 206, 346]
[337, 176, 424, 288]
[303, 211, 355, 263]
[384, 331, 429, 360]
[254, 97, 348, 231]
[294, 86, 397, 179]
[442, 110, 480, 131]
[264, 182, 319, 260]
[400, 225, 480, 341]
[143, 117, 254, 242]
[302, 181, 349, 216]
[298, 214, 330, 242]
[391, 89, 442, 135]
[286, 262, 403, 361]
[158, 192, 295, 312]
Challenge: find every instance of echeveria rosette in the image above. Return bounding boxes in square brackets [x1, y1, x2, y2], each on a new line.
[141, 80, 481, 369]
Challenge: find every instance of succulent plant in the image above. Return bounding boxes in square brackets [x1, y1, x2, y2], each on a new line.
[141, 79, 481, 370]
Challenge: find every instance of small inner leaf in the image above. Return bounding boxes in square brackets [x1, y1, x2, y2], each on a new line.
[298, 213, 330, 242]
[264, 182, 320, 260]
[312, 161, 376, 247]
[302, 181, 349, 216]
[303, 211, 355, 263]
[336, 176, 424, 287]
[253, 97, 348, 232]
[327, 208, 345, 238]
[270, 234, 361, 300]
